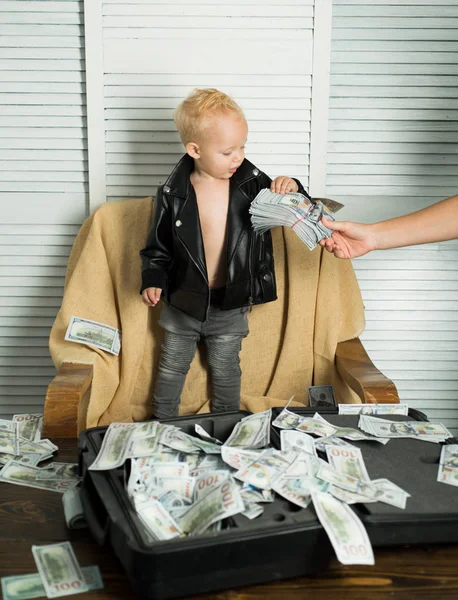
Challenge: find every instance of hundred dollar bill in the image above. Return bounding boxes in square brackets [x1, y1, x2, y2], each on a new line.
[136, 500, 183, 541]
[314, 413, 389, 444]
[193, 470, 230, 502]
[325, 445, 370, 482]
[159, 427, 202, 454]
[241, 501, 264, 520]
[295, 416, 337, 438]
[317, 464, 381, 500]
[272, 474, 313, 508]
[1, 566, 103, 600]
[314, 436, 355, 453]
[437, 444, 458, 487]
[0, 428, 20, 456]
[157, 476, 195, 503]
[280, 430, 316, 456]
[13, 414, 43, 442]
[221, 446, 261, 470]
[0, 419, 18, 433]
[234, 449, 295, 490]
[338, 404, 409, 416]
[179, 478, 245, 535]
[32, 542, 88, 598]
[37, 462, 79, 481]
[65, 315, 121, 355]
[312, 492, 375, 565]
[62, 486, 87, 529]
[371, 478, 410, 509]
[89, 422, 143, 470]
[223, 409, 271, 449]
[359, 415, 452, 441]
[0, 460, 79, 493]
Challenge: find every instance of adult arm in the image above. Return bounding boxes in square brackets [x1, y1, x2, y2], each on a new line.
[320, 194, 458, 259]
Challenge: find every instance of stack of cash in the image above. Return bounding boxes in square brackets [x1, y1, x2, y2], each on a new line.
[437, 445, 458, 487]
[249, 189, 336, 250]
[0, 415, 80, 494]
[358, 415, 452, 443]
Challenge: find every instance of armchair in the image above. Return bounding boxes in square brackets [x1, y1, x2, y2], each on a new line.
[43, 197, 398, 439]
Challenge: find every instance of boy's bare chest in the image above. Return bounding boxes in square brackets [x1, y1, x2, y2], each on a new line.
[194, 183, 230, 237]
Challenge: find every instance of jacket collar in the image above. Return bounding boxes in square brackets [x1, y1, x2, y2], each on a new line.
[163, 154, 261, 198]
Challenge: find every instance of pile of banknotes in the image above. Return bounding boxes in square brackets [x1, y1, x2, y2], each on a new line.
[1, 542, 103, 600]
[249, 190, 336, 250]
[1, 405, 457, 574]
[0, 415, 80, 495]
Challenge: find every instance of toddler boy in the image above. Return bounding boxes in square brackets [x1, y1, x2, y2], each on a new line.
[140, 88, 309, 418]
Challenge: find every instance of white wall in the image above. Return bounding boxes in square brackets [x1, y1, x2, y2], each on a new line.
[327, 0, 458, 432]
[0, 0, 86, 418]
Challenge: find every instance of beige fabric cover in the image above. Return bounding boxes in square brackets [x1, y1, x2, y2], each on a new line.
[49, 197, 365, 433]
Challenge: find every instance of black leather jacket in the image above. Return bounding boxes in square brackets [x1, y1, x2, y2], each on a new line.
[140, 154, 309, 322]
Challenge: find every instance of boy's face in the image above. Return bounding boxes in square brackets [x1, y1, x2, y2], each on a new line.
[187, 113, 248, 180]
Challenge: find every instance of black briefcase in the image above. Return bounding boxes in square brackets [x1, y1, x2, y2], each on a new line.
[78, 411, 333, 600]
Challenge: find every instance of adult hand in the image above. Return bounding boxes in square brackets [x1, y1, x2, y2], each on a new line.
[320, 217, 377, 259]
[142, 287, 162, 306]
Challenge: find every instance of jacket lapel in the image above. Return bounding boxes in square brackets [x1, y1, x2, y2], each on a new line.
[174, 186, 208, 281]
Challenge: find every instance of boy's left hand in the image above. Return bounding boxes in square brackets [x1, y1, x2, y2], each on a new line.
[270, 176, 298, 194]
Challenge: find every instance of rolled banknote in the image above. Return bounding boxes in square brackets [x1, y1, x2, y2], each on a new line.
[62, 486, 87, 529]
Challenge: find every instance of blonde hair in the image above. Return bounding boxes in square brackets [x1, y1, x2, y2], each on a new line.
[174, 88, 246, 145]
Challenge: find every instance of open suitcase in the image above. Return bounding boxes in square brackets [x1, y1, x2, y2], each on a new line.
[79, 407, 458, 599]
[78, 411, 333, 600]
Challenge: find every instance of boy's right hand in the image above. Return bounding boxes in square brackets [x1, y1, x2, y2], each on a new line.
[142, 287, 162, 306]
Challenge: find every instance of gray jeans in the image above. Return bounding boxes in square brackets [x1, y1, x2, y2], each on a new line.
[152, 302, 249, 419]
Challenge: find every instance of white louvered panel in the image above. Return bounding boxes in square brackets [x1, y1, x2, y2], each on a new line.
[327, 2, 458, 433]
[102, 4, 313, 201]
[0, 223, 79, 417]
[0, 1, 86, 417]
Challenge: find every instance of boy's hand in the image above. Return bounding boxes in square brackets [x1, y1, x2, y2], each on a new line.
[142, 287, 162, 306]
[270, 176, 298, 194]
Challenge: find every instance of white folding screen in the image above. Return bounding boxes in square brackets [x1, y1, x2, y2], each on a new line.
[327, 0, 458, 432]
[0, 0, 87, 418]
[84, 0, 330, 206]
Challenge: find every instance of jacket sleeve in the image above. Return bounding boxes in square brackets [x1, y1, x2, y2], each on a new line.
[140, 187, 172, 294]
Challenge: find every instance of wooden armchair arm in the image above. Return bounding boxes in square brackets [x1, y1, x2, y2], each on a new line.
[336, 338, 399, 404]
[43, 362, 93, 439]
